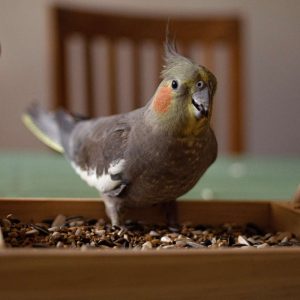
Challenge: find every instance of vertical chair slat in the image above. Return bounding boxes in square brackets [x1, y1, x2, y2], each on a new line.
[132, 40, 141, 109]
[202, 41, 214, 71]
[107, 39, 117, 115]
[84, 36, 95, 117]
[156, 43, 164, 85]
[229, 33, 243, 154]
[52, 9, 68, 111]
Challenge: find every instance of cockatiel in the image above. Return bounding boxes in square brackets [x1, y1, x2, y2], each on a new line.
[23, 42, 217, 226]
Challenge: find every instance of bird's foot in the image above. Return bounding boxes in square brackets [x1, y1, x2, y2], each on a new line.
[102, 196, 125, 226]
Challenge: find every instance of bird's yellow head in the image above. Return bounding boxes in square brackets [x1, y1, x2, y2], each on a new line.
[149, 42, 217, 136]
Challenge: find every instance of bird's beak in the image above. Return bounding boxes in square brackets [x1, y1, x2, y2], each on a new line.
[191, 88, 210, 119]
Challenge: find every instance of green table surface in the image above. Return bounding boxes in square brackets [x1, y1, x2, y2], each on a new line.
[0, 151, 299, 201]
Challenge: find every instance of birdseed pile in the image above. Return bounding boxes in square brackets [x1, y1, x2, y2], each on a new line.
[1, 214, 300, 249]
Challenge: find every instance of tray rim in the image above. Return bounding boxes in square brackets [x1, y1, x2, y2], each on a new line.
[1, 197, 300, 255]
[1, 246, 300, 256]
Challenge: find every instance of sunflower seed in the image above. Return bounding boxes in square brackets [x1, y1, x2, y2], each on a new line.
[142, 241, 153, 250]
[51, 214, 66, 227]
[238, 235, 250, 246]
[256, 243, 270, 249]
[48, 226, 59, 232]
[75, 228, 82, 236]
[25, 229, 39, 235]
[160, 236, 172, 243]
[186, 241, 204, 248]
[95, 229, 105, 236]
[55, 241, 64, 248]
[149, 230, 160, 237]
[33, 225, 49, 235]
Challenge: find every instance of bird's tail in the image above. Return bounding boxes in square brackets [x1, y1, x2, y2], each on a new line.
[22, 104, 64, 153]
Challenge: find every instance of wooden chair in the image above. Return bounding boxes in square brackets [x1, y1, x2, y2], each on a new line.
[51, 7, 243, 153]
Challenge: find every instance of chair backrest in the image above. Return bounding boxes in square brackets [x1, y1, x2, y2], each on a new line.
[51, 7, 243, 153]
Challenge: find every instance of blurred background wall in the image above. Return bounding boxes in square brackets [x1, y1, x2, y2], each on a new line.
[0, 0, 299, 155]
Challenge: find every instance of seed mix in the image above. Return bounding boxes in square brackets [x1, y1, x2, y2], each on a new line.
[1, 214, 300, 250]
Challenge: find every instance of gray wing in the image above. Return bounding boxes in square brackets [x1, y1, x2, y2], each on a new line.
[68, 115, 131, 196]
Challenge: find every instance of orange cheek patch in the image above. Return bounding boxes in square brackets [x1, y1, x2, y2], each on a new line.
[153, 86, 172, 113]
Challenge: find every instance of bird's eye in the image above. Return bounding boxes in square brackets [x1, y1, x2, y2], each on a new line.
[171, 80, 178, 90]
[197, 81, 205, 89]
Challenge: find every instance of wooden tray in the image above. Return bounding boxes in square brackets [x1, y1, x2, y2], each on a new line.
[1, 198, 300, 300]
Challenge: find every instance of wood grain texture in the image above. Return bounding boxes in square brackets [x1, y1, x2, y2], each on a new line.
[0, 198, 107, 223]
[1, 199, 300, 299]
[0, 249, 300, 300]
[270, 202, 300, 236]
[0, 198, 270, 228]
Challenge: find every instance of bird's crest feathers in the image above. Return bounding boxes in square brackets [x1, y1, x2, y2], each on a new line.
[161, 38, 198, 80]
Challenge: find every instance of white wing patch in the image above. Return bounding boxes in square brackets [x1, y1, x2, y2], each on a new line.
[108, 159, 126, 175]
[71, 159, 126, 193]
